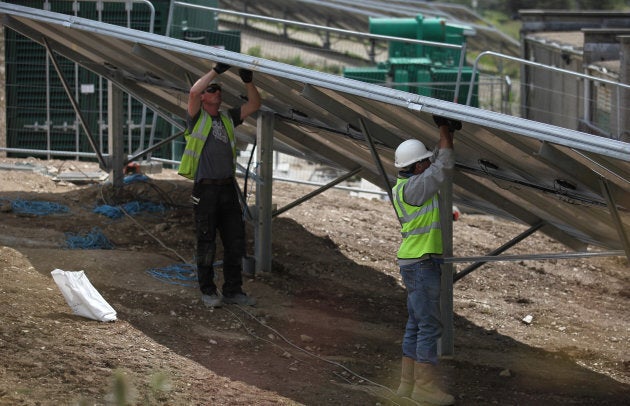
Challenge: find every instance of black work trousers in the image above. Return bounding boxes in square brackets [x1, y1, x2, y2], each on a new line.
[192, 181, 245, 296]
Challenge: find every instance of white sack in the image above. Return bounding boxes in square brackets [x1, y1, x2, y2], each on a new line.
[51, 269, 117, 322]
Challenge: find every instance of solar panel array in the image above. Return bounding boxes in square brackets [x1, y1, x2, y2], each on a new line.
[1, 3, 628, 257]
[218, 0, 521, 56]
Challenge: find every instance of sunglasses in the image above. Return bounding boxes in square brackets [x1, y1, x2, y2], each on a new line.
[203, 85, 222, 94]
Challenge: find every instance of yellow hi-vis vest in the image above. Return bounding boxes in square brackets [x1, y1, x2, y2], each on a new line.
[178, 110, 236, 180]
[392, 177, 442, 259]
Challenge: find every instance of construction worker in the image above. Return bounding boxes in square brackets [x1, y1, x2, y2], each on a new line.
[179, 62, 261, 308]
[391, 115, 461, 405]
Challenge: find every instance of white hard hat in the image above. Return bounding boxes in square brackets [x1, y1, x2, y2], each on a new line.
[394, 139, 432, 168]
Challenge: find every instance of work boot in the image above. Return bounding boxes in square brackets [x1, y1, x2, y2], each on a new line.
[411, 362, 455, 405]
[223, 292, 257, 306]
[396, 356, 415, 397]
[201, 292, 223, 308]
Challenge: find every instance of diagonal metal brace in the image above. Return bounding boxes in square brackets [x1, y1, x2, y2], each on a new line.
[42, 37, 107, 170]
[273, 167, 362, 217]
[358, 118, 394, 200]
[453, 221, 545, 282]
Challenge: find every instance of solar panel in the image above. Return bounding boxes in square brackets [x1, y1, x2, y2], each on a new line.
[0, 3, 628, 258]
[217, 0, 521, 56]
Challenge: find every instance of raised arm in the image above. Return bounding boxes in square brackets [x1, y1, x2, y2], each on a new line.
[237, 68, 262, 120]
[187, 62, 231, 117]
[432, 115, 460, 150]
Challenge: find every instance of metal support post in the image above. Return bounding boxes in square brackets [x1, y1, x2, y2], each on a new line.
[255, 111, 274, 273]
[45, 45, 51, 160]
[108, 80, 125, 188]
[438, 167, 454, 357]
[453, 42, 467, 104]
[620, 36, 630, 142]
[369, 38, 376, 64]
[599, 178, 630, 260]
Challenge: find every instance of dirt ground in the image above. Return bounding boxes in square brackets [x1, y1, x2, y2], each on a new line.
[0, 156, 628, 406]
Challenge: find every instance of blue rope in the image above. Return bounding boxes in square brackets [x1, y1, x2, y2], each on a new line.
[65, 227, 114, 249]
[146, 263, 197, 287]
[122, 201, 166, 215]
[93, 204, 124, 219]
[124, 174, 150, 184]
[9, 198, 69, 215]
[93, 201, 166, 219]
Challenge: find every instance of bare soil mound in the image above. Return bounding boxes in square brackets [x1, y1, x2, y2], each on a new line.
[0, 157, 628, 405]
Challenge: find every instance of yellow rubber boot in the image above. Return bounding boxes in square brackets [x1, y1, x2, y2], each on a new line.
[395, 356, 415, 397]
[411, 362, 455, 405]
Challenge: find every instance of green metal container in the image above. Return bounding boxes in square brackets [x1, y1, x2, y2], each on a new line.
[358, 13, 475, 105]
[175, 0, 219, 32]
[342, 67, 388, 85]
[370, 14, 452, 59]
[368, 16, 421, 38]
[390, 57, 431, 94]
[430, 67, 478, 106]
[392, 69, 409, 92]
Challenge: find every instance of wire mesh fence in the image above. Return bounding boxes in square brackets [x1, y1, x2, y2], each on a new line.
[3, 0, 173, 160]
[1, 1, 626, 192]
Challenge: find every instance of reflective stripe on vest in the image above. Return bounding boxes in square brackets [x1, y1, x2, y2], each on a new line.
[178, 110, 236, 180]
[392, 177, 443, 259]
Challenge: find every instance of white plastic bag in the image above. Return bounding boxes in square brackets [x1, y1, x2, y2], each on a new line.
[51, 269, 117, 322]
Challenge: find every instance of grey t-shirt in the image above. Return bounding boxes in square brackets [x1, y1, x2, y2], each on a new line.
[186, 107, 242, 182]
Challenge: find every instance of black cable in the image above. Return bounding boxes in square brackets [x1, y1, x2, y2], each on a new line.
[456, 163, 607, 207]
[243, 139, 257, 201]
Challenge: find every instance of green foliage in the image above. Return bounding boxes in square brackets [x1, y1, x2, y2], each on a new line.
[481, 10, 521, 40]
[287, 54, 304, 66]
[467, 50, 520, 76]
[246, 45, 262, 58]
[246, 45, 343, 74]
[477, 0, 628, 15]
[148, 371, 172, 402]
[111, 369, 135, 406]
[105, 369, 172, 405]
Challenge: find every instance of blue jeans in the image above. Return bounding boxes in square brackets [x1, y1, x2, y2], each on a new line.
[400, 260, 443, 365]
[193, 181, 245, 296]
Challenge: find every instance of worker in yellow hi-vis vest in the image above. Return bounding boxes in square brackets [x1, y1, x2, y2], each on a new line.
[392, 115, 461, 405]
[179, 62, 261, 308]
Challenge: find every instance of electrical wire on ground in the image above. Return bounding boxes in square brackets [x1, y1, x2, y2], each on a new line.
[95, 173, 407, 403]
[222, 304, 408, 406]
[117, 202, 189, 263]
[98, 175, 192, 263]
[99, 173, 186, 210]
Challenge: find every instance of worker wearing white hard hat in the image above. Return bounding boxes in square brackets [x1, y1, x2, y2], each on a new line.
[391, 115, 460, 405]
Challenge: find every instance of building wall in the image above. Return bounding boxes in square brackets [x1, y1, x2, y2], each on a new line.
[524, 40, 583, 130]
[519, 10, 630, 139]
[0, 27, 5, 157]
[616, 36, 630, 143]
